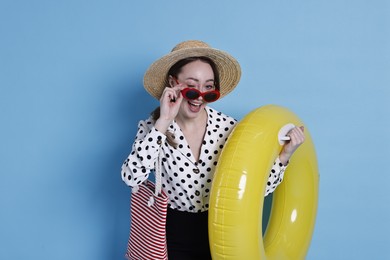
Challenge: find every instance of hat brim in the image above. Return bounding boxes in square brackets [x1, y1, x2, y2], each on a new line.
[143, 47, 241, 100]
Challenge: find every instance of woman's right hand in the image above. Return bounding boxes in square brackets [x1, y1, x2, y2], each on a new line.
[155, 85, 184, 133]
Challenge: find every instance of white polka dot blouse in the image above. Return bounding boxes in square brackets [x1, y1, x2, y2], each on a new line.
[122, 107, 287, 213]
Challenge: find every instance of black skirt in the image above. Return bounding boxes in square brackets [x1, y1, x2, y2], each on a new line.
[166, 208, 212, 260]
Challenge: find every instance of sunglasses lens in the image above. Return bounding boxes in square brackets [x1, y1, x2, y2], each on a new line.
[204, 92, 218, 102]
[184, 89, 200, 100]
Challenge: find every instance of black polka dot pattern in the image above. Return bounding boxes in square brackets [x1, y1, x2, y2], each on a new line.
[121, 107, 288, 212]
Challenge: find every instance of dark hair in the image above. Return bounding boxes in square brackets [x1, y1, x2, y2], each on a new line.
[151, 56, 220, 148]
[167, 56, 220, 90]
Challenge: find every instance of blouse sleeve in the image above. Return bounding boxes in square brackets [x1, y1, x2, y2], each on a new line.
[264, 157, 288, 196]
[121, 119, 166, 187]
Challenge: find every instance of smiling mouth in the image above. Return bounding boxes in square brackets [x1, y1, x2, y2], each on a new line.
[189, 101, 202, 107]
[187, 100, 203, 112]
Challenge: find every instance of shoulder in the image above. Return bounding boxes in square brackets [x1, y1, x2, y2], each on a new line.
[206, 106, 237, 126]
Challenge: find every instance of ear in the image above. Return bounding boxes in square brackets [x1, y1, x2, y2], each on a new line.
[168, 75, 176, 88]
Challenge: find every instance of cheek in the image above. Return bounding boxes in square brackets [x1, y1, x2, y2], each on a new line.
[179, 99, 188, 108]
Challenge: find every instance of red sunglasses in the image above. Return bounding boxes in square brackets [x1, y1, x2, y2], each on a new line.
[174, 78, 220, 103]
[181, 88, 220, 103]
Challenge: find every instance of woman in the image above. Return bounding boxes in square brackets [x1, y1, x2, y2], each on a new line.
[122, 40, 304, 259]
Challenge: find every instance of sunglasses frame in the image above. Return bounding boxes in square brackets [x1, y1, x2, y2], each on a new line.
[173, 77, 220, 103]
[180, 88, 220, 103]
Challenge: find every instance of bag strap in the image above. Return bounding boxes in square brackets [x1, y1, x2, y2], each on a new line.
[145, 150, 163, 207]
[132, 150, 164, 206]
[154, 150, 163, 196]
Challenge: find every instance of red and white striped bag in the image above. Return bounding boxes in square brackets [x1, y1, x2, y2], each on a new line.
[125, 156, 168, 260]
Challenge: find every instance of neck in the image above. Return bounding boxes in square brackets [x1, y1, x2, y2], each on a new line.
[175, 108, 207, 131]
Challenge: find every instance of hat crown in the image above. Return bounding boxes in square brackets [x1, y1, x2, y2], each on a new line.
[171, 40, 210, 52]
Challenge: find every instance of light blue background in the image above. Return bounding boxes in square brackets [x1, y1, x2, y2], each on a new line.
[1, 0, 389, 259]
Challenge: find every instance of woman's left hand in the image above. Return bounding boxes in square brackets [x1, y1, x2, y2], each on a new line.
[279, 126, 305, 165]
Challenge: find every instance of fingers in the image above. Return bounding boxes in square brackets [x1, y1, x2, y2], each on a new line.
[280, 126, 306, 162]
[160, 86, 183, 103]
[287, 126, 305, 145]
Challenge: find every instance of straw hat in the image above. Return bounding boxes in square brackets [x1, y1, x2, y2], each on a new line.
[143, 40, 241, 100]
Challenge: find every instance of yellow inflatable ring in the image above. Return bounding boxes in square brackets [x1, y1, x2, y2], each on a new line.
[209, 105, 319, 259]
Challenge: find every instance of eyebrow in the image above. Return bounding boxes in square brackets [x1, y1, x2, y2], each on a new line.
[185, 77, 215, 83]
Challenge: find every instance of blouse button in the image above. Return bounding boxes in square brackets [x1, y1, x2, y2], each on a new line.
[195, 191, 200, 196]
[157, 140, 162, 145]
[193, 168, 200, 174]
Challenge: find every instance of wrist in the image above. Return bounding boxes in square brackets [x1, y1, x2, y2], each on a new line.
[279, 151, 291, 166]
[154, 118, 171, 133]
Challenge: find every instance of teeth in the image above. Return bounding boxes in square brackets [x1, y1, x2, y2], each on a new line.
[189, 101, 201, 107]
